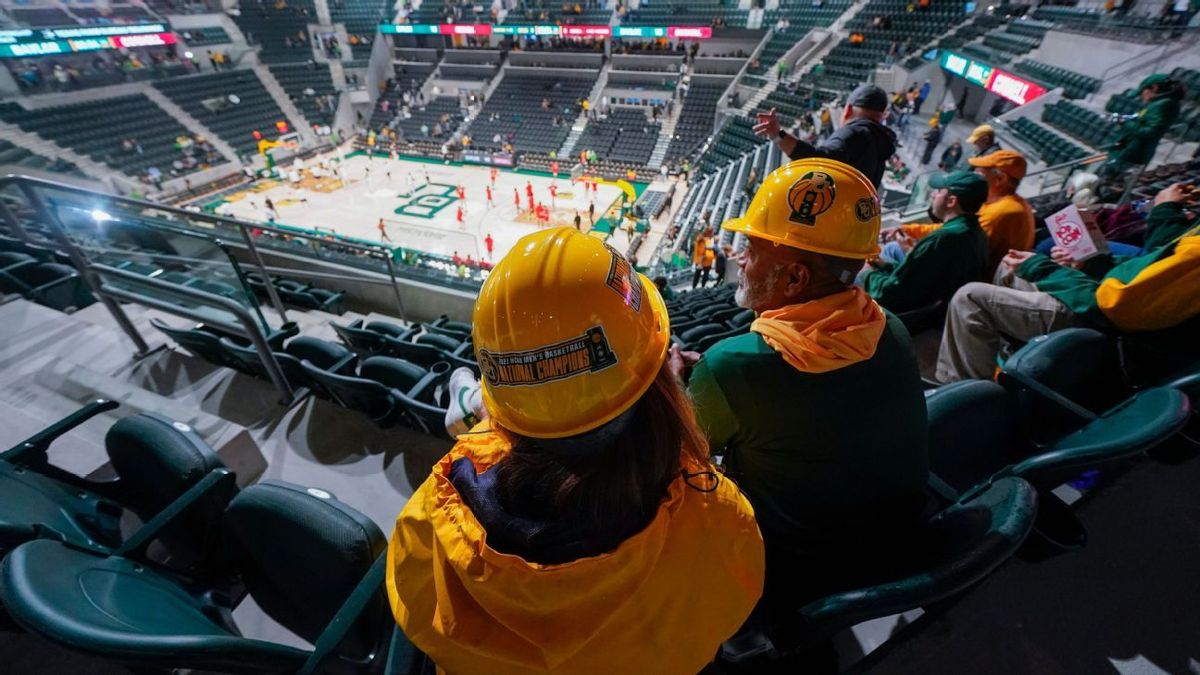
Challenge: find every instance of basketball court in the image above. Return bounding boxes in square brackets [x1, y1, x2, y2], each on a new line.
[216, 152, 641, 262]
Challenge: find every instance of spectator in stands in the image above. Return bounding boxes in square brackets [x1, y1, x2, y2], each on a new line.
[938, 181, 1200, 381]
[940, 140, 963, 171]
[863, 171, 989, 312]
[915, 80, 932, 115]
[388, 229, 764, 674]
[897, 150, 1035, 277]
[1099, 74, 1184, 180]
[967, 124, 1001, 157]
[754, 84, 897, 188]
[670, 158, 928, 622]
[692, 226, 715, 289]
[921, 121, 943, 165]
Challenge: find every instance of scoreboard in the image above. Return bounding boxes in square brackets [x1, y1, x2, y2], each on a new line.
[0, 23, 175, 58]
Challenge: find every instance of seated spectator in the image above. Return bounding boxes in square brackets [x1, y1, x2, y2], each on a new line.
[671, 159, 928, 620]
[900, 150, 1035, 276]
[936, 182, 1200, 382]
[388, 228, 764, 674]
[863, 170, 989, 312]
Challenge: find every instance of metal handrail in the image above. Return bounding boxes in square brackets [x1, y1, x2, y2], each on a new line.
[92, 264, 296, 404]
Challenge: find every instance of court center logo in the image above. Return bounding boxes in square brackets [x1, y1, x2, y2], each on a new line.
[478, 326, 618, 388]
[787, 171, 837, 226]
[394, 183, 458, 219]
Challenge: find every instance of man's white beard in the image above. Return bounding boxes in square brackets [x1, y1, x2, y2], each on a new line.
[734, 264, 783, 310]
[734, 268, 750, 308]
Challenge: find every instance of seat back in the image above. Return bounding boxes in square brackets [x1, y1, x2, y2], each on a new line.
[792, 477, 1037, 646]
[727, 308, 756, 329]
[363, 358, 452, 436]
[106, 413, 226, 518]
[359, 355, 428, 392]
[300, 361, 400, 426]
[107, 413, 233, 572]
[925, 381, 1023, 495]
[680, 323, 727, 349]
[383, 335, 445, 368]
[0, 252, 35, 270]
[222, 481, 388, 662]
[1000, 328, 1127, 442]
[331, 319, 389, 357]
[415, 332, 462, 353]
[365, 320, 413, 339]
[151, 318, 244, 370]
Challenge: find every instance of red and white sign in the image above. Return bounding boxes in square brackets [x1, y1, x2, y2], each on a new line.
[1046, 204, 1108, 261]
[439, 23, 492, 36]
[668, 26, 712, 39]
[562, 25, 612, 37]
[110, 32, 177, 48]
[986, 70, 1047, 106]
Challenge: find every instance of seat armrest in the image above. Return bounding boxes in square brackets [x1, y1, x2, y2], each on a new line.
[116, 469, 236, 561]
[0, 399, 119, 464]
[299, 554, 388, 675]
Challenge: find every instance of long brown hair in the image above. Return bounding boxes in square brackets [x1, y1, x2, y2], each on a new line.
[493, 363, 711, 547]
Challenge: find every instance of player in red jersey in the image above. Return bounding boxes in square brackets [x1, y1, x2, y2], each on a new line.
[490, 167, 497, 186]
[513, 188, 520, 210]
[486, 185, 495, 207]
[549, 183, 558, 208]
[456, 185, 465, 201]
[484, 232, 494, 258]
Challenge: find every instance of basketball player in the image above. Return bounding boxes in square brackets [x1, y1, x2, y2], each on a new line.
[457, 185, 465, 201]
[513, 188, 521, 211]
[549, 183, 557, 209]
[484, 232, 494, 258]
[490, 167, 498, 187]
[377, 217, 392, 242]
[456, 206, 465, 229]
[486, 185, 495, 207]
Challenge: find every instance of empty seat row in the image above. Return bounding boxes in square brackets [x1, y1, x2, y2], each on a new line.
[154, 70, 293, 156]
[1010, 117, 1090, 165]
[0, 399, 408, 673]
[245, 272, 347, 314]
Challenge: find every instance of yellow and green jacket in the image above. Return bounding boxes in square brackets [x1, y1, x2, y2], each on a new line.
[386, 425, 765, 675]
[1017, 203, 1200, 332]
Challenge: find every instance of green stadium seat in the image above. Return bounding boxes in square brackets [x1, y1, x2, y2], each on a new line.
[720, 476, 1037, 662]
[0, 400, 228, 558]
[0, 479, 392, 674]
[219, 336, 356, 397]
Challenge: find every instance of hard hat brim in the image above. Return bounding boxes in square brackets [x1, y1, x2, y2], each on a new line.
[479, 271, 671, 440]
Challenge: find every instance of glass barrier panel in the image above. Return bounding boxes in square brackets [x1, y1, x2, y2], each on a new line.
[22, 181, 272, 334]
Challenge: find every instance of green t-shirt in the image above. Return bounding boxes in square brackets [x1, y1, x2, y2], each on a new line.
[688, 313, 929, 604]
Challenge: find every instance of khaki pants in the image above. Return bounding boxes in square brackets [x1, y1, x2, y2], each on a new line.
[936, 266, 1081, 382]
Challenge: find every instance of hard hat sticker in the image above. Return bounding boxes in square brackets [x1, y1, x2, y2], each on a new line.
[603, 244, 644, 311]
[854, 196, 879, 222]
[478, 326, 618, 388]
[787, 171, 837, 226]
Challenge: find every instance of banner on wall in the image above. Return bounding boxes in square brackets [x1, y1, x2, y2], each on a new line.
[381, 23, 713, 39]
[938, 49, 1048, 105]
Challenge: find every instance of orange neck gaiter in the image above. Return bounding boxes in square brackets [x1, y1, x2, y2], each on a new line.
[750, 287, 887, 374]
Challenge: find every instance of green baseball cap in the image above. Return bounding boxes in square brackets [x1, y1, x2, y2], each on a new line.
[928, 170, 989, 213]
[1139, 73, 1169, 90]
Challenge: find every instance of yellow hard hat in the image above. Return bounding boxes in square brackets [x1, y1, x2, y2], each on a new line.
[472, 227, 669, 439]
[723, 158, 881, 258]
